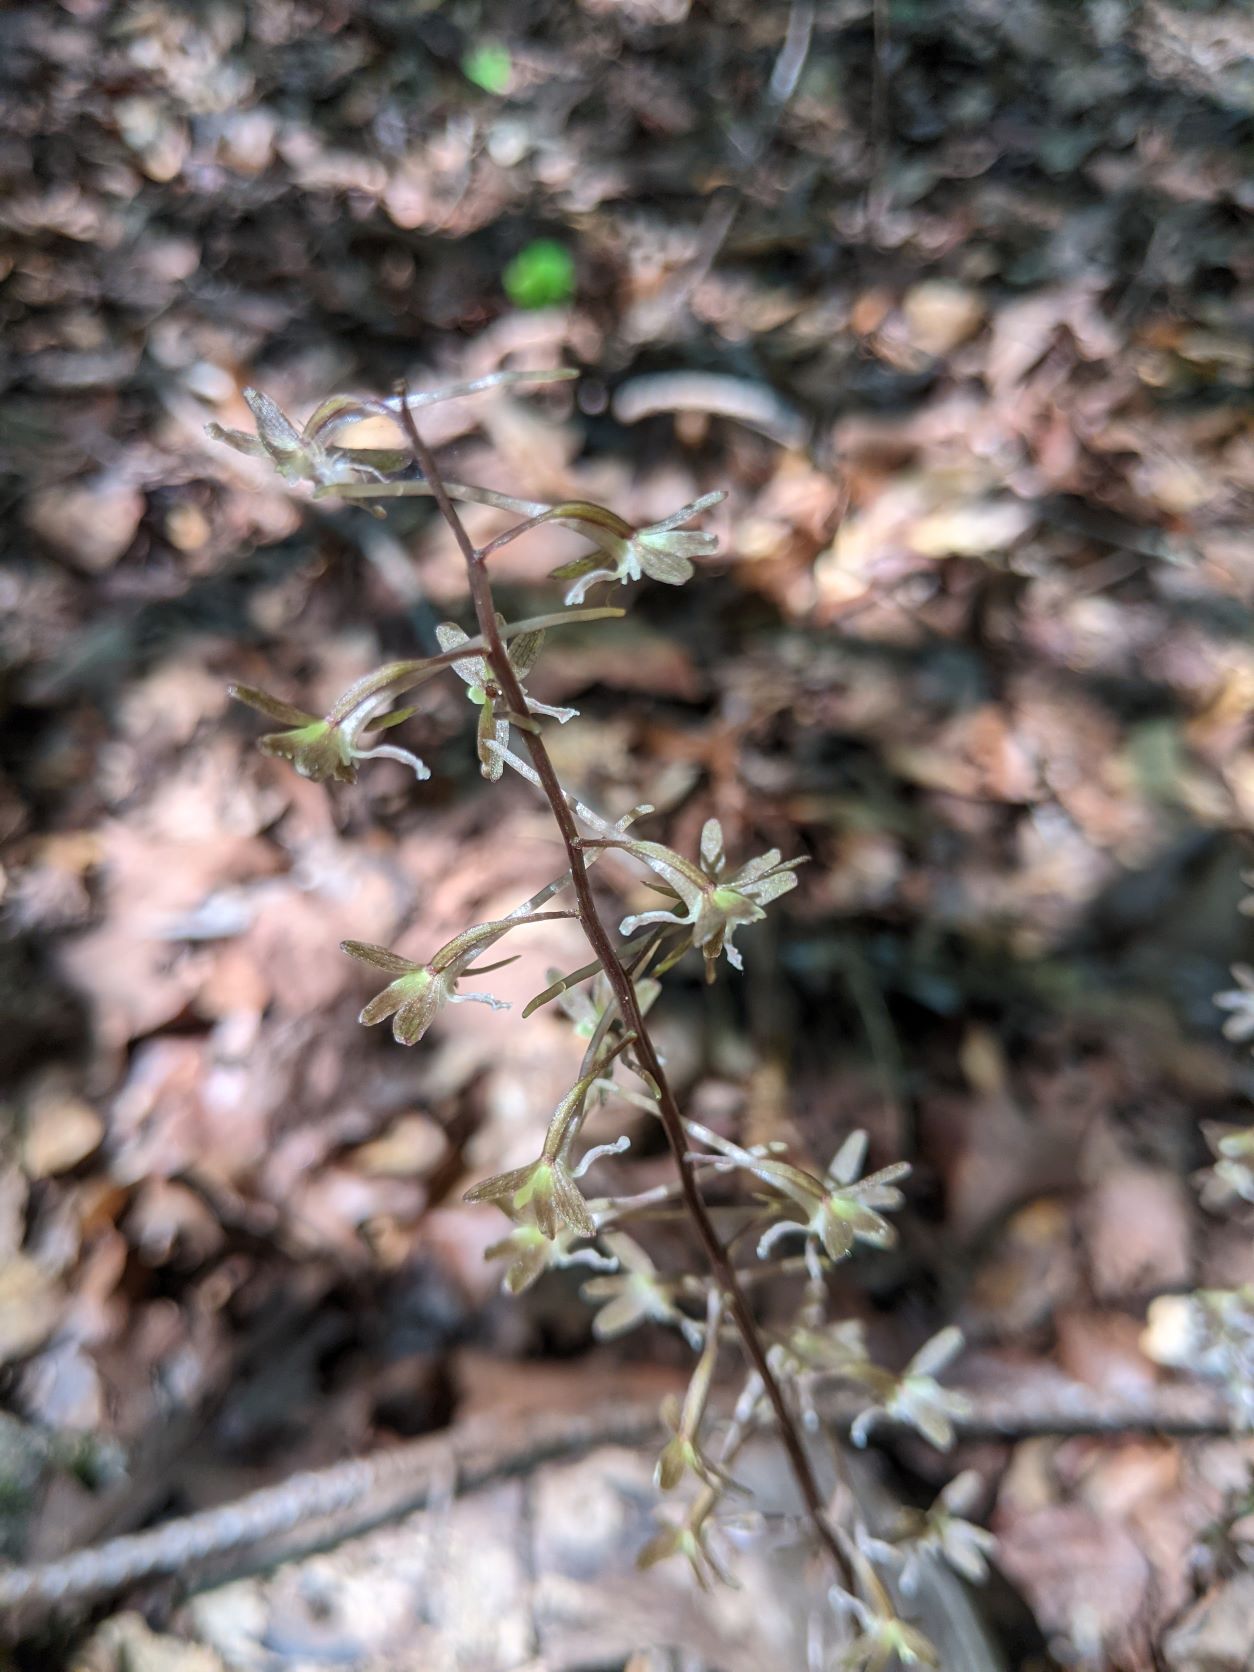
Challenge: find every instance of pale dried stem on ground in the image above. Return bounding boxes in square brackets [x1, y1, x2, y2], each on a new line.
[0, 1381, 1232, 1624]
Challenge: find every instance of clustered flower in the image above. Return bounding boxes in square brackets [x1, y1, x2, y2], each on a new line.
[836, 1604, 939, 1671]
[653, 1294, 738, 1494]
[637, 1491, 734, 1592]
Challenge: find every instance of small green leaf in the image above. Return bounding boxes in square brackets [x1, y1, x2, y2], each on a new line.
[503, 240, 575, 310]
[462, 42, 512, 95]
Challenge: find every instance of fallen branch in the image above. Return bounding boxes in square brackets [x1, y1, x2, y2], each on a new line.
[0, 1378, 1234, 1630]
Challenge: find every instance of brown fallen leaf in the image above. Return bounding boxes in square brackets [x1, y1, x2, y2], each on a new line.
[0, 1255, 63, 1367]
[21, 1077, 104, 1179]
[25, 476, 145, 573]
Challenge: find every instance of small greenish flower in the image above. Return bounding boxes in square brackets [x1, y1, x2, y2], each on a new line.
[436, 614, 576, 780]
[484, 1223, 615, 1296]
[895, 1471, 996, 1593]
[773, 1317, 873, 1380]
[610, 818, 805, 983]
[464, 1038, 634, 1239]
[695, 1127, 909, 1278]
[537, 493, 725, 605]
[654, 1403, 733, 1494]
[343, 913, 563, 1046]
[757, 1130, 911, 1269]
[1216, 965, 1254, 1044]
[466, 1153, 595, 1239]
[652, 1294, 738, 1494]
[581, 1232, 696, 1342]
[1199, 1122, 1254, 1209]
[637, 1492, 734, 1591]
[850, 1326, 969, 1452]
[839, 1609, 938, 1671]
[231, 660, 432, 784]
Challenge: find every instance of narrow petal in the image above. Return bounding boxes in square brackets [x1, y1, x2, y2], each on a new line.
[700, 818, 726, 874]
[742, 869, 799, 908]
[829, 1129, 868, 1187]
[342, 941, 417, 975]
[550, 1164, 596, 1237]
[645, 529, 718, 558]
[243, 388, 306, 466]
[729, 848, 784, 885]
[851, 1162, 912, 1197]
[503, 1244, 551, 1294]
[228, 684, 316, 727]
[435, 621, 488, 687]
[638, 545, 694, 587]
[550, 551, 616, 582]
[636, 1527, 682, 1571]
[908, 1326, 964, 1378]
[478, 708, 508, 780]
[643, 490, 727, 534]
[392, 984, 444, 1045]
[908, 1401, 957, 1452]
[507, 627, 545, 676]
[359, 987, 405, 1027]
[820, 1213, 856, 1261]
[656, 1437, 688, 1491]
[464, 1164, 536, 1208]
[205, 423, 268, 460]
[590, 1290, 648, 1340]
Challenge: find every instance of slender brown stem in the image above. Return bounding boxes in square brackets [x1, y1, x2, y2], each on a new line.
[395, 388, 853, 1591]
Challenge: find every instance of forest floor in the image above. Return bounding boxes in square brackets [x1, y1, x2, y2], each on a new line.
[2, 2, 1253, 1667]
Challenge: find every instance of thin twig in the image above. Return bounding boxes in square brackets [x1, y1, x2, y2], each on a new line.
[393, 385, 856, 1592]
[0, 1379, 1234, 1626]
